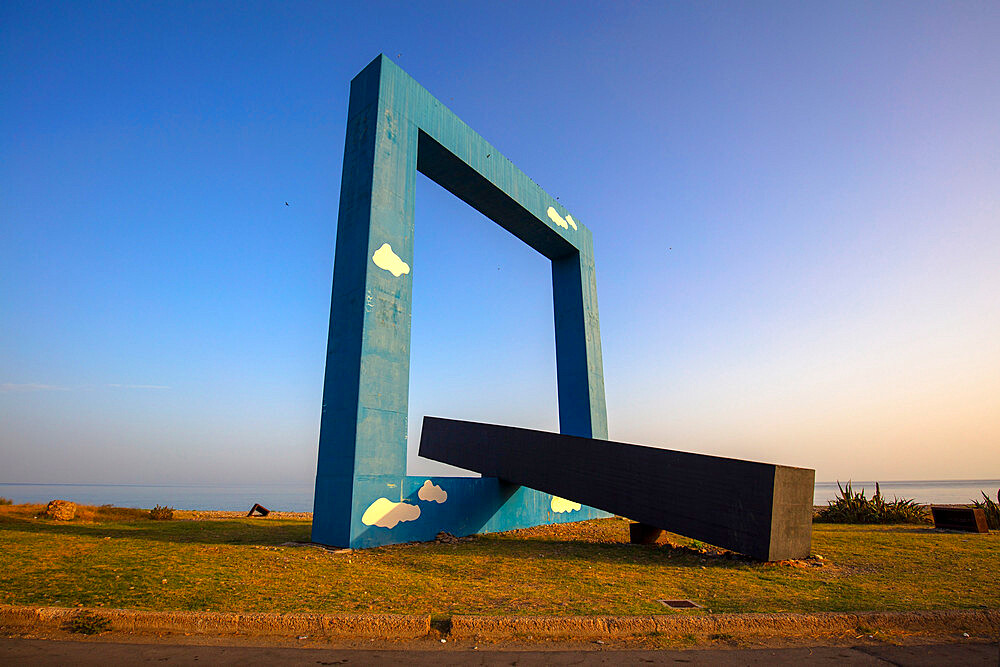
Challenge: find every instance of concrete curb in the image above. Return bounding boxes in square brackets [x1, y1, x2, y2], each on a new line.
[450, 609, 1000, 640]
[0, 605, 430, 640]
[2, 605, 997, 642]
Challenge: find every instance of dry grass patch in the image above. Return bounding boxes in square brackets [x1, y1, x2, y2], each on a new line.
[0, 504, 997, 617]
[3, 502, 150, 523]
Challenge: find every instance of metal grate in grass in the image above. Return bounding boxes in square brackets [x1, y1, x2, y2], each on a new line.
[658, 599, 702, 610]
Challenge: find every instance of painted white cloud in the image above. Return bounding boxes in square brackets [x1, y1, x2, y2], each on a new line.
[361, 497, 420, 529]
[372, 243, 410, 277]
[545, 207, 579, 232]
[546, 206, 569, 229]
[417, 480, 447, 503]
[551, 496, 582, 513]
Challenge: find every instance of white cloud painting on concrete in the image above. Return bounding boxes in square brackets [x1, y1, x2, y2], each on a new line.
[550, 496, 582, 513]
[361, 497, 420, 528]
[418, 480, 448, 503]
[372, 243, 410, 277]
[546, 206, 568, 229]
[546, 207, 578, 231]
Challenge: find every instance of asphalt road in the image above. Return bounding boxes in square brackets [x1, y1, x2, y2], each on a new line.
[2, 638, 999, 665]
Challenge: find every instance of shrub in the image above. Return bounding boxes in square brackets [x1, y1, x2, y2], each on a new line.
[971, 490, 1000, 530]
[814, 481, 929, 524]
[0, 497, 12, 505]
[149, 505, 175, 520]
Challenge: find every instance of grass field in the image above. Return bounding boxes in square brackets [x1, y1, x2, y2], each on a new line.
[0, 503, 997, 617]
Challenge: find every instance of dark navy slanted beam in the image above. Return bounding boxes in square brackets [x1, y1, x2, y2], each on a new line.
[418, 417, 815, 561]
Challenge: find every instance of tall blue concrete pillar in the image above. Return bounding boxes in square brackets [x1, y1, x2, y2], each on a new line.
[313, 57, 416, 546]
[313, 55, 609, 548]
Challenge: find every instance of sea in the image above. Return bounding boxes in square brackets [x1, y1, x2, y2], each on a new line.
[1, 479, 998, 512]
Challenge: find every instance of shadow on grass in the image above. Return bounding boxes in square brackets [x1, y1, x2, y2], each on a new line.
[0, 515, 762, 570]
[819, 523, 940, 535]
[373, 535, 757, 570]
[0, 515, 311, 546]
[873, 526, 943, 534]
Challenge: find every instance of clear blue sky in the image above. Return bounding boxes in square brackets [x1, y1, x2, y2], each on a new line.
[2, 1, 998, 486]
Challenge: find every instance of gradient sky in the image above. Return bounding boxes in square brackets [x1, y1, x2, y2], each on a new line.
[2, 1, 998, 487]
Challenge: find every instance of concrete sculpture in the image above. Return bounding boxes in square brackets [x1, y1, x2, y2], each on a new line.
[312, 55, 609, 549]
[313, 55, 814, 559]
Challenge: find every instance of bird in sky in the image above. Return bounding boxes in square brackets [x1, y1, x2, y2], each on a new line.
[285, 202, 289, 206]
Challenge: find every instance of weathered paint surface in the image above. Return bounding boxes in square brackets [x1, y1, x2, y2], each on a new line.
[312, 55, 609, 549]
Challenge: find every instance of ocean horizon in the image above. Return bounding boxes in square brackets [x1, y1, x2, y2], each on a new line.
[1, 479, 998, 513]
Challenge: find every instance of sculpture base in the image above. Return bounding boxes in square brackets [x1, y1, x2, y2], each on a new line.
[629, 523, 664, 545]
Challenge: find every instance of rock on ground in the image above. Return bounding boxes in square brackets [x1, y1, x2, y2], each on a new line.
[44, 500, 76, 521]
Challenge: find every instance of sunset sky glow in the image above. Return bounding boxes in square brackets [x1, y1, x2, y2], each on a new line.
[2, 1, 998, 487]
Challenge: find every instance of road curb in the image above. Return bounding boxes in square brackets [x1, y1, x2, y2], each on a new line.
[2, 605, 997, 642]
[0, 605, 430, 640]
[450, 609, 1000, 640]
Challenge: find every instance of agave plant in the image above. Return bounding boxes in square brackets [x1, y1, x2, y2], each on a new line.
[971, 489, 1000, 530]
[815, 481, 929, 524]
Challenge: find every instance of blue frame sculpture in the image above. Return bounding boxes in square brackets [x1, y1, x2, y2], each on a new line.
[312, 55, 610, 548]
